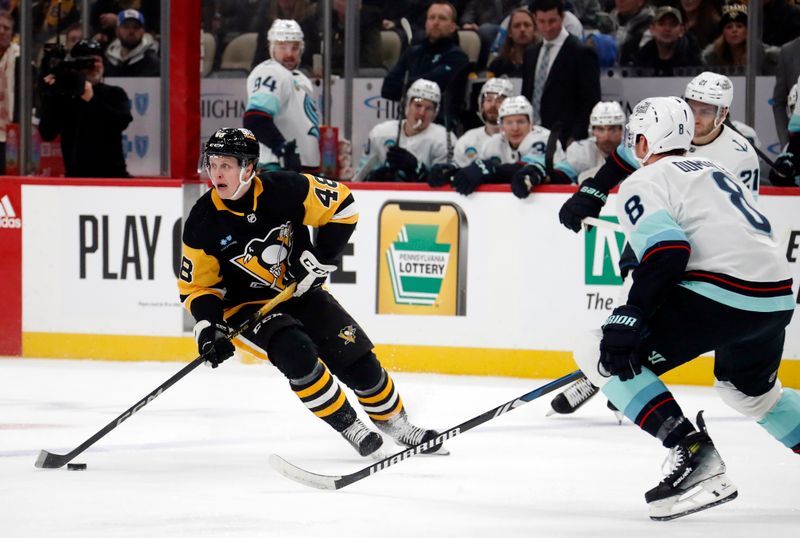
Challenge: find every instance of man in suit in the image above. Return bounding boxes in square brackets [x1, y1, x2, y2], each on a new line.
[772, 36, 800, 147]
[521, 0, 600, 147]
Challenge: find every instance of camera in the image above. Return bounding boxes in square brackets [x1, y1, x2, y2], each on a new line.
[39, 42, 98, 99]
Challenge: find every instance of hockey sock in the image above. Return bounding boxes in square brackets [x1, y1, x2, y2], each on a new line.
[757, 388, 800, 454]
[602, 368, 694, 448]
[354, 368, 404, 424]
[290, 360, 356, 432]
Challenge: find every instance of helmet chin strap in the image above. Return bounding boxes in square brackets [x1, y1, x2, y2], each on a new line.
[713, 107, 728, 129]
[229, 166, 256, 201]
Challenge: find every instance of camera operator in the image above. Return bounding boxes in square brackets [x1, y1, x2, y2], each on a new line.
[38, 38, 133, 178]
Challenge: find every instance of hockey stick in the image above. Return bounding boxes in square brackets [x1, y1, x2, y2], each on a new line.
[522, 122, 562, 191]
[582, 216, 623, 233]
[269, 369, 585, 490]
[722, 118, 778, 171]
[35, 283, 297, 469]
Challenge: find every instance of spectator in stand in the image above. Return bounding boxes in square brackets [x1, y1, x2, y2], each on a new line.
[702, 2, 779, 75]
[772, 36, 800, 146]
[90, 1, 160, 48]
[680, 0, 721, 50]
[633, 6, 702, 76]
[104, 9, 160, 77]
[39, 39, 133, 177]
[521, 0, 601, 147]
[566, 0, 602, 27]
[610, 0, 654, 66]
[487, 7, 538, 78]
[251, 0, 317, 68]
[63, 22, 84, 52]
[0, 9, 18, 175]
[763, 0, 800, 48]
[303, 0, 382, 75]
[380, 0, 435, 45]
[382, 1, 469, 127]
[460, 0, 521, 70]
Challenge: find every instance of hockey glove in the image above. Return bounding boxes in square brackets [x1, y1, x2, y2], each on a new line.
[428, 163, 458, 187]
[364, 166, 397, 182]
[292, 250, 337, 297]
[511, 163, 545, 199]
[769, 153, 798, 187]
[558, 178, 609, 232]
[599, 305, 645, 382]
[278, 140, 303, 172]
[386, 146, 421, 178]
[495, 162, 524, 182]
[194, 320, 235, 368]
[453, 159, 494, 195]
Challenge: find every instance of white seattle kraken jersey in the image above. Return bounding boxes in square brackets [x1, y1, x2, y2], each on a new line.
[687, 124, 760, 192]
[454, 127, 494, 167]
[565, 137, 607, 181]
[617, 156, 794, 312]
[479, 126, 565, 164]
[359, 119, 456, 171]
[246, 60, 321, 167]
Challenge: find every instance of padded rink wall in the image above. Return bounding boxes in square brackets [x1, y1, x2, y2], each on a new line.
[2, 178, 799, 388]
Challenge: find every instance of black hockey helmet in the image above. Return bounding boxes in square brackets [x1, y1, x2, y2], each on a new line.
[70, 39, 104, 59]
[203, 128, 259, 168]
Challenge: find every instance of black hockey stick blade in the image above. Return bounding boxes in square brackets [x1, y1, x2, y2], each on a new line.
[35, 284, 297, 469]
[269, 369, 585, 490]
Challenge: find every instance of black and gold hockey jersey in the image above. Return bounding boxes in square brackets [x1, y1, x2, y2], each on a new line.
[178, 171, 358, 322]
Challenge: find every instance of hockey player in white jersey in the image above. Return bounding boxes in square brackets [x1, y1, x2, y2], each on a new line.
[573, 96, 798, 521]
[357, 78, 456, 182]
[244, 19, 320, 172]
[551, 72, 763, 415]
[770, 76, 800, 186]
[451, 96, 572, 196]
[428, 77, 515, 187]
[562, 101, 625, 182]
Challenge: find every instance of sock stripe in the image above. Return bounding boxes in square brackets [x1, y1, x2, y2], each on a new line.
[638, 396, 675, 428]
[294, 367, 332, 398]
[361, 391, 401, 415]
[300, 377, 338, 410]
[357, 376, 394, 404]
[312, 389, 347, 418]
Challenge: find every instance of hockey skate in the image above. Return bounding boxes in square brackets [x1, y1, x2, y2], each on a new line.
[374, 410, 450, 455]
[340, 418, 384, 458]
[646, 411, 738, 521]
[546, 377, 599, 416]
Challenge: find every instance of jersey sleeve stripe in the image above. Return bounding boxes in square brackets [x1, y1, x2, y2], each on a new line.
[641, 243, 691, 263]
[628, 209, 689, 261]
[246, 92, 281, 117]
[613, 145, 639, 173]
[329, 197, 359, 223]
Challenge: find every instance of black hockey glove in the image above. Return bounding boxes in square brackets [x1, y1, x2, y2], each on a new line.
[769, 153, 798, 187]
[511, 163, 545, 199]
[364, 166, 397, 182]
[428, 163, 458, 187]
[495, 162, 524, 182]
[292, 250, 337, 297]
[453, 159, 494, 195]
[558, 178, 609, 232]
[599, 305, 645, 382]
[278, 140, 302, 172]
[194, 320, 235, 368]
[386, 146, 421, 177]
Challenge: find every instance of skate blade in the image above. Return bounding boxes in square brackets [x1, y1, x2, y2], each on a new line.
[649, 474, 738, 521]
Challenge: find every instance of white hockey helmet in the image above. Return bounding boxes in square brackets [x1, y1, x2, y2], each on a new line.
[590, 101, 626, 127]
[624, 97, 694, 164]
[498, 95, 533, 125]
[788, 83, 798, 117]
[684, 71, 734, 108]
[406, 78, 441, 111]
[268, 19, 304, 43]
[477, 77, 515, 124]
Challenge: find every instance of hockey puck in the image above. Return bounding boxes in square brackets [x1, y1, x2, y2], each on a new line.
[67, 463, 87, 471]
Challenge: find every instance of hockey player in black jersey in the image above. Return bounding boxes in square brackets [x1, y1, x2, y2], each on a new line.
[178, 127, 447, 457]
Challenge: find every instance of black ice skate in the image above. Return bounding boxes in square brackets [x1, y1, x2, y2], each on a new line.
[374, 410, 449, 455]
[340, 418, 384, 457]
[546, 377, 599, 416]
[646, 411, 738, 521]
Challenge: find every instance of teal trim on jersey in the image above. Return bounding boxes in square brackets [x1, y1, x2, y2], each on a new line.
[616, 144, 641, 170]
[246, 92, 281, 117]
[521, 154, 545, 166]
[757, 389, 800, 449]
[628, 209, 688, 260]
[602, 368, 668, 423]
[678, 281, 796, 312]
[257, 162, 282, 171]
[556, 161, 578, 182]
[788, 113, 800, 134]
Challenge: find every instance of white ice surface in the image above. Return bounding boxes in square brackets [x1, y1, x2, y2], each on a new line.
[1, 358, 798, 537]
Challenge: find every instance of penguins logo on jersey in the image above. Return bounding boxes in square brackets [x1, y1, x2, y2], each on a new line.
[338, 325, 357, 345]
[230, 221, 293, 290]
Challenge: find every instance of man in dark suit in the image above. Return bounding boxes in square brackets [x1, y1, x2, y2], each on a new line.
[521, 0, 600, 147]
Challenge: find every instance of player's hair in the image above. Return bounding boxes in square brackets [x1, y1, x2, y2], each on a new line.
[531, 0, 565, 15]
[429, 1, 459, 22]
